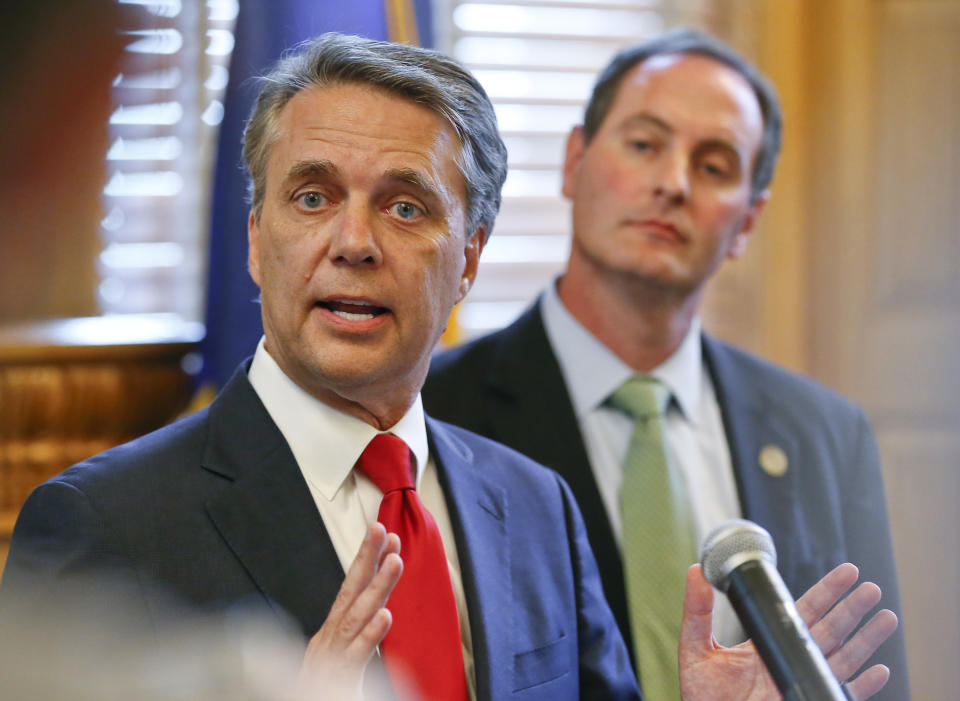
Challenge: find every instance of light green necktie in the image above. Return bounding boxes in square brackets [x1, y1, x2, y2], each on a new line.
[609, 376, 697, 701]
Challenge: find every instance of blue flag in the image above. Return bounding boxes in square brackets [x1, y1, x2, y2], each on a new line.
[202, 1, 433, 388]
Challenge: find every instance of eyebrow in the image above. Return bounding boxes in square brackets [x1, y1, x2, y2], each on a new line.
[621, 113, 673, 134]
[283, 159, 340, 185]
[623, 113, 743, 157]
[280, 161, 446, 206]
[695, 139, 742, 158]
[383, 167, 441, 200]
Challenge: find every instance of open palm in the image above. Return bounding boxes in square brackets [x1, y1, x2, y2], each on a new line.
[678, 563, 898, 701]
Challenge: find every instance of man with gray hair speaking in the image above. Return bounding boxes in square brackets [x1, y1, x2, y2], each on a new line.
[4, 33, 896, 701]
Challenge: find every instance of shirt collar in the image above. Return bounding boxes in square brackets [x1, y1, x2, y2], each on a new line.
[540, 278, 704, 425]
[247, 337, 430, 500]
[654, 314, 703, 424]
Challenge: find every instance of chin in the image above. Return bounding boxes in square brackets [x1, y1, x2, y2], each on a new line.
[308, 358, 381, 387]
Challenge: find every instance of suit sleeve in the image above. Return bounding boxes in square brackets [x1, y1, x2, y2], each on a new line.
[839, 409, 911, 701]
[554, 474, 642, 700]
[1, 480, 142, 610]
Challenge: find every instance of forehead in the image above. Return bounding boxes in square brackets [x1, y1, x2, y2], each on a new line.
[267, 82, 465, 188]
[605, 53, 764, 151]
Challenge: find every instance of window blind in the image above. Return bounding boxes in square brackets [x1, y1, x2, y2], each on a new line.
[436, 0, 714, 341]
[98, 0, 236, 321]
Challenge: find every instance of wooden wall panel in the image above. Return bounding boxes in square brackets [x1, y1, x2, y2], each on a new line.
[696, 1, 957, 696]
[880, 429, 960, 695]
[806, 1, 960, 698]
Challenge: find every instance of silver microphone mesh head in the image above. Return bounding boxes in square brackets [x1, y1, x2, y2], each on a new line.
[700, 519, 777, 591]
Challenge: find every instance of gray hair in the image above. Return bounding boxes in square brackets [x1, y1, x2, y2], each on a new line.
[583, 27, 782, 202]
[242, 33, 507, 237]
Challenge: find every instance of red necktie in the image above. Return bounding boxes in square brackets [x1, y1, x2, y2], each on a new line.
[356, 433, 469, 701]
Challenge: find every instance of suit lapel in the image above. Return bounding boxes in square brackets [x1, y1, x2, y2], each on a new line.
[200, 367, 344, 637]
[703, 336, 804, 577]
[481, 304, 633, 658]
[427, 418, 510, 701]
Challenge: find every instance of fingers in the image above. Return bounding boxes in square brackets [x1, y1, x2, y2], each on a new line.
[340, 551, 402, 660]
[794, 563, 860, 629]
[305, 523, 403, 660]
[792, 561, 898, 698]
[327, 523, 393, 623]
[297, 523, 404, 699]
[327, 523, 402, 656]
[808, 581, 881, 657]
[384, 531, 401, 559]
[348, 600, 393, 661]
[678, 564, 717, 664]
[844, 664, 891, 700]
[826, 609, 898, 682]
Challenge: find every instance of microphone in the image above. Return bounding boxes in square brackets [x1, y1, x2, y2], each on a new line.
[700, 519, 853, 701]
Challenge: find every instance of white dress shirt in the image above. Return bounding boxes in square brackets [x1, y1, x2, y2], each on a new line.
[541, 281, 746, 645]
[247, 338, 476, 697]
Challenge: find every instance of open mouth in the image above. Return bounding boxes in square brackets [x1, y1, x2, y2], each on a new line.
[317, 299, 390, 322]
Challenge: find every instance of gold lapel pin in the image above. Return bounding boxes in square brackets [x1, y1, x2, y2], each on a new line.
[758, 444, 788, 477]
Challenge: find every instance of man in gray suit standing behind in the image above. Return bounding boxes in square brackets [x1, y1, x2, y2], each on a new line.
[424, 28, 909, 701]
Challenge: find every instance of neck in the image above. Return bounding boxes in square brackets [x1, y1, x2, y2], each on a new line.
[557, 258, 702, 373]
[307, 383, 416, 431]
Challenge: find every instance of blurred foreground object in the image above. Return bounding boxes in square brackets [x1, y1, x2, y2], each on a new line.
[0, 575, 308, 701]
[0, 0, 127, 321]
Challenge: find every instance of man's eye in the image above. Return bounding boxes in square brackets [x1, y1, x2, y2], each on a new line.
[631, 140, 652, 152]
[297, 191, 326, 209]
[389, 201, 423, 220]
[702, 162, 731, 178]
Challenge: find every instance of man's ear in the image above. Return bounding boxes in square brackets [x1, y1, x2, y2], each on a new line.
[247, 209, 262, 286]
[456, 226, 486, 303]
[727, 189, 769, 260]
[561, 125, 586, 200]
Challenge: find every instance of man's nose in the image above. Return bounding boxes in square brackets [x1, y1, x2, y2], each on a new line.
[651, 151, 689, 203]
[328, 202, 382, 265]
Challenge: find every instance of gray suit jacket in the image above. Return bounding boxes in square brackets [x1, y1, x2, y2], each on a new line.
[423, 301, 910, 701]
[3, 363, 640, 700]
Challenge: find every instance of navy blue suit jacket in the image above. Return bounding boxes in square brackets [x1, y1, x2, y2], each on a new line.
[423, 302, 910, 701]
[2, 365, 639, 700]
